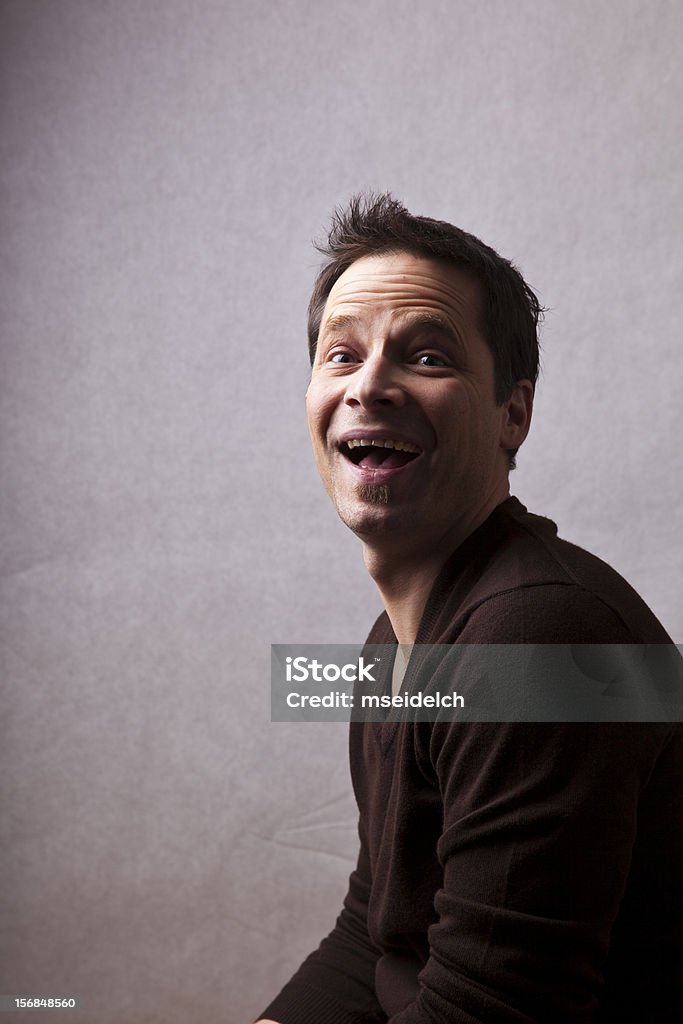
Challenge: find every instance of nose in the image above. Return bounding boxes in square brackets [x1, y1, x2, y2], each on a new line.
[344, 353, 407, 409]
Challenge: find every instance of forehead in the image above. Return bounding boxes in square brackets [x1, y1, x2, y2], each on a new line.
[320, 251, 482, 332]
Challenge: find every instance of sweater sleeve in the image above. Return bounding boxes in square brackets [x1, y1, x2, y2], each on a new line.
[387, 720, 680, 1024]
[383, 586, 683, 1023]
[257, 817, 387, 1024]
[257, 588, 681, 1022]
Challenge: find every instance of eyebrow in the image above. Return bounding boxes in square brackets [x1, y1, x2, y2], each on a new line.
[320, 311, 461, 342]
[317, 309, 469, 365]
[319, 314, 362, 338]
[390, 310, 460, 340]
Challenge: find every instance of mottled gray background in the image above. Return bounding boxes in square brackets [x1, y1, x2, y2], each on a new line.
[1, 1, 681, 1021]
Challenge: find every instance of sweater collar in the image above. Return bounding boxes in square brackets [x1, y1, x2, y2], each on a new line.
[370, 495, 530, 645]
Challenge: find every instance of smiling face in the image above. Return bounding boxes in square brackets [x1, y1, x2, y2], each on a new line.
[306, 251, 530, 553]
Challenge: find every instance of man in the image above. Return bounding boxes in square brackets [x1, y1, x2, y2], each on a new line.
[256, 194, 682, 1022]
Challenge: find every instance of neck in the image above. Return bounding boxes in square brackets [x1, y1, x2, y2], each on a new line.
[361, 491, 509, 645]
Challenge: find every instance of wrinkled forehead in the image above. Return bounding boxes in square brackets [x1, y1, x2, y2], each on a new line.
[321, 251, 483, 334]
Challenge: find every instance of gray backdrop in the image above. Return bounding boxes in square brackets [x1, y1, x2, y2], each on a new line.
[1, 1, 681, 1021]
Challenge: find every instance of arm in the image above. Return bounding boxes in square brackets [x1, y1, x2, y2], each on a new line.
[388, 713, 681, 1024]
[385, 597, 682, 1023]
[257, 816, 387, 1024]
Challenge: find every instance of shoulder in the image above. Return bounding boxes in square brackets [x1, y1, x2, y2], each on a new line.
[451, 499, 672, 644]
[459, 582, 642, 643]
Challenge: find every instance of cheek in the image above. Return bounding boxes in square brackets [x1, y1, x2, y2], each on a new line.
[305, 387, 333, 443]
[436, 389, 498, 454]
[432, 388, 474, 438]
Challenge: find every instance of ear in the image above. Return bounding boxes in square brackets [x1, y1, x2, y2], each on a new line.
[499, 380, 534, 451]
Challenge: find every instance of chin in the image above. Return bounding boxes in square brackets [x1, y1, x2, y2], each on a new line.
[335, 494, 407, 539]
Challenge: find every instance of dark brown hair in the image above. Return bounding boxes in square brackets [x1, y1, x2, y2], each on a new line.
[307, 193, 543, 467]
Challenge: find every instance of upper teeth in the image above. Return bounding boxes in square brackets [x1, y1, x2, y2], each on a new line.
[345, 438, 420, 453]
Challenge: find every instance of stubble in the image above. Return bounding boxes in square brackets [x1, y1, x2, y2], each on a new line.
[357, 483, 390, 505]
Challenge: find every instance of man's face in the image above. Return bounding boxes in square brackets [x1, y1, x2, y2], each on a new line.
[306, 251, 514, 546]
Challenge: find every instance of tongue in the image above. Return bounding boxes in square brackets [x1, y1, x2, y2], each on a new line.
[358, 449, 414, 469]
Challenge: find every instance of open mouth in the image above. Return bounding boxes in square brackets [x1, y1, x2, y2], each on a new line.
[339, 438, 421, 470]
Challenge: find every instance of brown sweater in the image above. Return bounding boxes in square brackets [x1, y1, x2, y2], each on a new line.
[260, 498, 683, 1023]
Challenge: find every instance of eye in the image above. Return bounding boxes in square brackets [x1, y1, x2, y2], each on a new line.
[329, 352, 357, 364]
[415, 353, 448, 367]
